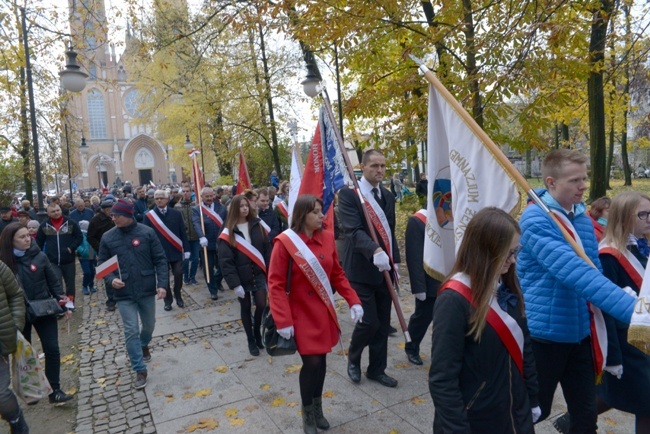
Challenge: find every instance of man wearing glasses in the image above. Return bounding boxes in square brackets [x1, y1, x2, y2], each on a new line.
[144, 190, 190, 311]
[97, 199, 167, 390]
[517, 149, 637, 432]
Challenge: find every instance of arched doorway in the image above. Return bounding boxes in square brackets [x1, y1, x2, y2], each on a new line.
[134, 147, 155, 186]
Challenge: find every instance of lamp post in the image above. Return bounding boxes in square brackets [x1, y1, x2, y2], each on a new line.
[65, 125, 73, 197]
[198, 123, 205, 174]
[301, 49, 323, 98]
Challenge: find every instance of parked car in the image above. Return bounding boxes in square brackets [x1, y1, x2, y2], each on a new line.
[636, 168, 650, 178]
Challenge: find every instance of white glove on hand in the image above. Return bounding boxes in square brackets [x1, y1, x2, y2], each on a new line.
[199, 237, 208, 247]
[277, 325, 294, 340]
[234, 285, 245, 299]
[531, 406, 542, 423]
[604, 364, 623, 379]
[372, 251, 391, 272]
[350, 304, 364, 323]
[414, 292, 427, 302]
[621, 286, 638, 299]
[184, 252, 191, 260]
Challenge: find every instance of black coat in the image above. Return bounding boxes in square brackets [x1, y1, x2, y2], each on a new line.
[597, 246, 650, 415]
[258, 207, 281, 241]
[97, 221, 168, 301]
[405, 214, 440, 298]
[338, 185, 400, 286]
[192, 202, 227, 251]
[15, 242, 64, 302]
[35, 217, 83, 265]
[87, 212, 114, 252]
[217, 218, 271, 292]
[143, 207, 189, 263]
[429, 286, 538, 434]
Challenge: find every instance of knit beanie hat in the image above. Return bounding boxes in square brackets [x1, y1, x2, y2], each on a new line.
[111, 199, 134, 218]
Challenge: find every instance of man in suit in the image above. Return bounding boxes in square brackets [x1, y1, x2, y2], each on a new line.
[338, 149, 401, 388]
[192, 187, 227, 300]
[144, 190, 190, 310]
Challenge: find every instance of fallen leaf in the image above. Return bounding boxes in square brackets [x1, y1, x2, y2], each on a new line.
[394, 362, 410, 369]
[229, 418, 245, 427]
[260, 384, 270, 390]
[182, 392, 194, 400]
[389, 430, 399, 434]
[410, 397, 427, 405]
[96, 378, 106, 388]
[286, 401, 299, 408]
[267, 358, 273, 364]
[214, 366, 229, 373]
[322, 391, 334, 398]
[64, 387, 77, 395]
[244, 404, 259, 412]
[61, 354, 75, 364]
[167, 335, 179, 342]
[225, 408, 238, 418]
[86, 348, 95, 353]
[94, 320, 106, 325]
[165, 396, 175, 403]
[194, 389, 212, 398]
[396, 342, 406, 349]
[90, 302, 97, 307]
[184, 423, 198, 433]
[196, 418, 219, 430]
[154, 391, 164, 397]
[175, 312, 189, 319]
[270, 397, 285, 407]
[604, 418, 617, 426]
[285, 364, 302, 373]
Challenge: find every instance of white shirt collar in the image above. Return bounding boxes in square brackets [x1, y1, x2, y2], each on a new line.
[359, 177, 381, 198]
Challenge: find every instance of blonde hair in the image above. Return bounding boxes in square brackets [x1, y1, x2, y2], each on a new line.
[541, 149, 588, 187]
[603, 191, 650, 251]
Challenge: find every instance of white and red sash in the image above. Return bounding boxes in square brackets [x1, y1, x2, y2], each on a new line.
[551, 209, 607, 376]
[599, 242, 644, 289]
[218, 228, 266, 274]
[276, 230, 340, 330]
[356, 188, 393, 261]
[259, 219, 271, 236]
[443, 273, 525, 375]
[276, 201, 289, 219]
[201, 203, 223, 228]
[413, 209, 427, 225]
[145, 210, 182, 252]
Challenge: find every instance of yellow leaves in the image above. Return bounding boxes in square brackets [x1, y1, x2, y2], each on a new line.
[175, 311, 189, 319]
[96, 378, 106, 388]
[396, 342, 406, 349]
[94, 320, 106, 325]
[64, 387, 77, 396]
[184, 418, 219, 432]
[86, 347, 95, 353]
[61, 354, 75, 365]
[229, 418, 245, 427]
[270, 397, 285, 407]
[214, 366, 229, 373]
[394, 362, 411, 369]
[165, 396, 175, 403]
[195, 389, 212, 398]
[225, 408, 238, 418]
[285, 364, 302, 373]
[225, 407, 245, 427]
[410, 397, 427, 405]
[322, 391, 335, 398]
[286, 401, 299, 408]
[183, 392, 194, 400]
[389, 430, 399, 434]
[167, 335, 180, 342]
[260, 384, 270, 390]
[604, 418, 617, 426]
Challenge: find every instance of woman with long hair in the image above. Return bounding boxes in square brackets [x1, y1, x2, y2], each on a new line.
[218, 195, 271, 356]
[268, 194, 363, 434]
[0, 222, 73, 404]
[429, 207, 539, 433]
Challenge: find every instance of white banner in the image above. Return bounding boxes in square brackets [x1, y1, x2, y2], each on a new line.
[423, 84, 520, 281]
[287, 144, 303, 225]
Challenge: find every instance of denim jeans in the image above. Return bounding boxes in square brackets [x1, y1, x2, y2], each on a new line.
[23, 316, 61, 390]
[182, 240, 200, 281]
[79, 258, 96, 289]
[0, 356, 21, 424]
[117, 296, 156, 373]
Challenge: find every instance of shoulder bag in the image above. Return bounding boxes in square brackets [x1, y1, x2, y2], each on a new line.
[263, 257, 297, 356]
[17, 274, 63, 323]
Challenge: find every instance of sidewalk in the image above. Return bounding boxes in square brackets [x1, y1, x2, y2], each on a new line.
[71, 275, 635, 434]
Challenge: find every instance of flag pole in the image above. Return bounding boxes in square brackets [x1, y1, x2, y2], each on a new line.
[240, 147, 251, 189]
[293, 143, 304, 178]
[408, 55, 596, 268]
[192, 151, 210, 284]
[321, 88, 411, 343]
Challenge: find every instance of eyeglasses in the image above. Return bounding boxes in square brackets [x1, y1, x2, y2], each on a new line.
[638, 211, 650, 221]
[154, 197, 168, 200]
[507, 244, 523, 261]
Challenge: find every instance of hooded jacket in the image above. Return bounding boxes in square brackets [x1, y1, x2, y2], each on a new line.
[36, 216, 83, 265]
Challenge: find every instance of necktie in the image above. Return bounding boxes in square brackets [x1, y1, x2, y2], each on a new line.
[372, 187, 381, 204]
[160, 208, 166, 216]
[568, 211, 574, 220]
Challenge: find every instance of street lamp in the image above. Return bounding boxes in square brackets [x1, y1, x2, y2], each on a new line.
[301, 49, 322, 98]
[59, 45, 89, 93]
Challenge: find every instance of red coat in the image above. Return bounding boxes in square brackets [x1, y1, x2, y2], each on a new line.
[268, 230, 360, 355]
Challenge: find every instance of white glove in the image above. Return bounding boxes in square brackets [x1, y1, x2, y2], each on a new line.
[621, 286, 638, 299]
[199, 237, 208, 247]
[604, 364, 623, 379]
[414, 292, 427, 302]
[184, 252, 191, 260]
[277, 325, 294, 340]
[372, 251, 391, 272]
[350, 304, 364, 323]
[531, 406, 542, 423]
[234, 285, 245, 299]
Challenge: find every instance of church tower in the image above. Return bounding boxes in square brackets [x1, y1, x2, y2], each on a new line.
[66, 0, 180, 190]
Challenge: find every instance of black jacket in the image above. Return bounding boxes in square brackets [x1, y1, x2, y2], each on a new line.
[192, 202, 227, 251]
[0, 217, 18, 235]
[143, 207, 189, 263]
[36, 217, 83, 265]
[416, 179, 428, 197]
[258, 207, 281, 241]
[97, 220, 168, 301]
[133, 197, 149, 223]
[405, 213, 440, 298]
[429, 286, 538, 434]
[338, 185, 400, 286]
[15, 242, 64, 302]
[217, 218, 271, 292]
[87, 212, 115, 252]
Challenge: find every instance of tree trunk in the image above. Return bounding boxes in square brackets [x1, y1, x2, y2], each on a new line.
[525, 149, 532, 178]
[621, 1, 632, 186]
[19, 65, 33, 203]
[461, 0, 483, 127]
[587, 0, 613, 202]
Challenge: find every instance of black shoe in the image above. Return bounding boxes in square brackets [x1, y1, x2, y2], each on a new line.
[107, 303, 116, 312]
[366, 373, 398, 388]
[163, 304, 172, 311]
[248, 340, 260, 356]
[8, 409, 29, 434]
[176, 298, 185, 308]
[553, 413, 570, 433]
[217, 286, 225, 292]
[142, 346, 151, 363]
[210, 294, 219, 301]
[134, 371, 147, 390]
[388, 325, 398, 336]
[254, 331, 264, 349]
[49, 389, 73, 403]
[406, 352, 423, 365]
[347, 362, 361, 383]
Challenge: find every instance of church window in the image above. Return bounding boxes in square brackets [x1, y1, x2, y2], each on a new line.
[87, 89, 107, 139]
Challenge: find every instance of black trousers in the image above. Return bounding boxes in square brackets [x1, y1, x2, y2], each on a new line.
[52, 261, 76, 299]
[532, 337, 597, 433]
[348, 282, 392, 377]
[405, 295, 435, 356]
[164, 260, 184, 305]
[23, 316, 61, 391]
[200, 250, 223, 296]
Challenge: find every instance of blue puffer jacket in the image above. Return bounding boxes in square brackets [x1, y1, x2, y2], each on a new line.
[517, 190, 635, 343]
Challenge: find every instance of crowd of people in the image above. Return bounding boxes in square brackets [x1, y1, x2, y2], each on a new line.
[1, 147, 649, 434]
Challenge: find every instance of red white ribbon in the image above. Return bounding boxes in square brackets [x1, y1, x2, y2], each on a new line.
[259, 219, 271, 235]
[276, 201, 289, 219]
[201, 203, 223, 228]
[218, 228, 266, 274]
[146, 211, 183, 251]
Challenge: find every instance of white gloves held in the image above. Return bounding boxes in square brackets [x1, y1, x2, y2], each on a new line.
[531, 406, 542, 423]
[621, 286, 638, 299]
[234, 285, 245, 299]
[604, 364, 623, 379]
[277, 325, 294, 340]
[199, 237, 208, 247]
[184, 252, 191, 260]
[350, 304, 364, 323]
[372, 251, 391, 272]
[414, 293, 427, 302]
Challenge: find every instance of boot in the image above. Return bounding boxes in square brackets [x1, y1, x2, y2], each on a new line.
[247, 338, 260, 356]
[254, 328, 264, 349]
[313, 397, 330, 430]
[301, 403, 317, 434]
[9, 409, 29, 434]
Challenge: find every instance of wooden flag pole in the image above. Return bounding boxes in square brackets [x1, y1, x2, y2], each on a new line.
[321, 88, 411, 343]
[408, 54, 595, 268]
[192, 152, 210, 284]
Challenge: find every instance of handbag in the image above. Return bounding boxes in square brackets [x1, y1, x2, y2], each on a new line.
[263, 258, 297, 356]
[25, 297, 64, 323]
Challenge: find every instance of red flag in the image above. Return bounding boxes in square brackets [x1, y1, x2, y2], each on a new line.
[235, 149, 251, 195]
[96, 255, 119, 280]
